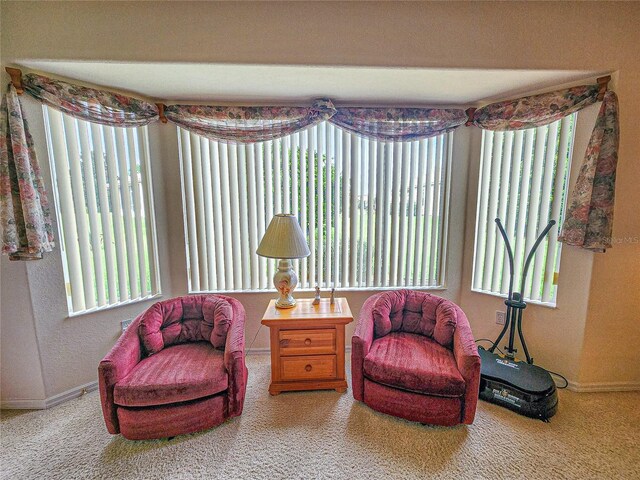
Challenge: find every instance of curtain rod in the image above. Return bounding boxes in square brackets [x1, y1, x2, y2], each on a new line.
[5, 67, 612, 107]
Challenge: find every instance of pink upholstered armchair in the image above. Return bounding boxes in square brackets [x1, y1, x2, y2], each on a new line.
[99, 295, 247, 440]
[352, 290, 480, 426]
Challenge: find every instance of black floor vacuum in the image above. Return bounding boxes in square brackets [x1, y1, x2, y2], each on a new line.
[478, 218, 559, 421]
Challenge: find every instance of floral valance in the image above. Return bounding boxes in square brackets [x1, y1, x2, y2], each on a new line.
[471, 84, 600, 131]
[329, 107, 467, 142]
[0, 86, 54, 259]
[4, 69, 621, 253]
[164, 99, 336, 143]
[22, 73, 158, 127]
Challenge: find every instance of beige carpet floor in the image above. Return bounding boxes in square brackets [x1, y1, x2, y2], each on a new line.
[1, 354, 639, 480]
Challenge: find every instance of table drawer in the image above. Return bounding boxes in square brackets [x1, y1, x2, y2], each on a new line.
[280, 355, 337, 381]
[279, 329, 336, 356]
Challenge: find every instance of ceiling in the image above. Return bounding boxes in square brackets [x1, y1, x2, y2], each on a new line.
[18, 61, 602, 106]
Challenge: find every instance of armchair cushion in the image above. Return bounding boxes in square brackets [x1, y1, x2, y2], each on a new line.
[113, 342, 228, 407]
[371, 290, 458, 348]
[139, 295, 232, 355]
[363, 332, 465, 397]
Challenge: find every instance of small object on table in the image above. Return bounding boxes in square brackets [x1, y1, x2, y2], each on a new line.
[261, 298, 353, 395]
[330, 288, 335, 305]
[312, 285, 321, 305]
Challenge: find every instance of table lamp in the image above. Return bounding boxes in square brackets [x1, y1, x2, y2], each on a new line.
[257, 214, 310, 309]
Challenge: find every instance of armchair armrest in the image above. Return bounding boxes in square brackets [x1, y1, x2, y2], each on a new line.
[222, 296, 247, 418]
[452, 306, 481, 425]
[351, 294, 379, 401]
[98, 316, 143, 434]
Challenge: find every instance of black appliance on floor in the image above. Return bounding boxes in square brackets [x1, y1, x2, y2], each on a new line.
[478, 218, 558, 421]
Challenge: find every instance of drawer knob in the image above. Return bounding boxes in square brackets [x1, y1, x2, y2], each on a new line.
[304, 338, 312, 345]
[305, 364, 312, 372]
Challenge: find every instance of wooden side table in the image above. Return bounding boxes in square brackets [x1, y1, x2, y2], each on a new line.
[261, 297, 353, 395]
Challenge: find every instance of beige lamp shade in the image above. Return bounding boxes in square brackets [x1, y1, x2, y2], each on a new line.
[257, 214, 310, 259]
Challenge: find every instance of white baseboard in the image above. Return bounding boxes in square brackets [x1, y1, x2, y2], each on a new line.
[246, 347, 270, 355]
[567, 380, 640, 393]
[0, 398, 47, 410]
[1, 380, 99, 410]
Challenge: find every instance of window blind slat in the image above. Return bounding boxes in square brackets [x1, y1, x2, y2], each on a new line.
[264, 141, 274, 285]
[438, 134, 454, 284]
[481, 131, 504, 291]
[179, 129, 199, 291]
[403, 142, 418, 286]
[341, 131, 350, 287]
[317, 124, 325, 286]
[308, 129, 317, 284]
[90, 123, 118, 304]
[102, 127, 129, 302]
[413, 139, 428, 284]
[389, 143, 402, 286]
[430, 136, 446, 285]
[299, 132, 308, 288]
[333, 126, 342, 288]
[501, 130, 524, 292]
[199, 138, 216, 291]
[291, 133, 300, 277]
[246, 145, 259, 290]
[542, 116, 573, 303]
[207, 141, 224, 289]
[128, 129, 150, 297]
[45, 109, 86, 311]
[254, 143, 267, 290]
[349, 133, 360, 285]
[236, 146, 250, 288]
[522, 127, 547, 298]
[62, 116, 96, 309]
[512, 129, 535, 290]
[422, 138, 437, 286]
[491, 131, 513, 292]
[398, 141, 411, 286]
[531, 121, 559, 301]
[137, 129, 160, 296]
[472, 134, 493, 290]
[190, 133, 209, 291]
[114, 128, 140, 299]
[325, 123, 332, 286]
[78, 121, 106, 306]
[366, 137, 377, 287]
[373, 141, 385, 286]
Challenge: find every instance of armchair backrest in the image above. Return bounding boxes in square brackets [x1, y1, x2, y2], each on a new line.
[372, 290, 457, 349]
[138, 295, 233, 355]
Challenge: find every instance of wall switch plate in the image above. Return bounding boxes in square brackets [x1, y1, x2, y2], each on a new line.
[496, 311, 506, 325]
[121, 318, 133, 333]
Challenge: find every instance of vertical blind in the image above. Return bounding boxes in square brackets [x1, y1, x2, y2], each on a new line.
[178, 122, 452, 292]
[44, 107, 160, 314]
[472, 114, 576, 305]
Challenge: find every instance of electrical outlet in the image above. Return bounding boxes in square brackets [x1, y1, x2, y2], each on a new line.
[121, 318, 133, 333]
[496, 311, 506, 325]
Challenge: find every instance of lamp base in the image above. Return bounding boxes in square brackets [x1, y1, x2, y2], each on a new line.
[275, 295, 296, 309]
[273, 259, 299, 309]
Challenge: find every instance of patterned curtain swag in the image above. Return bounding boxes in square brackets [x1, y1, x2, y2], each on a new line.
[1, 70, 619, 255]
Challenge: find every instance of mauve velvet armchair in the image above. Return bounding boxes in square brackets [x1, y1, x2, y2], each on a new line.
[99, 295, 248, 440]
[352, 290, 480, 426]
